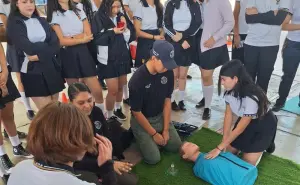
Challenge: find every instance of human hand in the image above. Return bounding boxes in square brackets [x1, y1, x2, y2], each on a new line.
[205, 148, 221, 160]
[81, 34, 94, 43]
[172, 32, 183, 42]
[162, 130, 170, 145]
[246, 7, 258, 15]
[153, 133, 165, 146]
[114, 27, 125, 34]
[0, 86, 9, 97]
[95, 134, 113, 167]
[154, 35, 165, 40]
[182, 40, 190, 49]
[204, 36, 216, 48]
[113, 161, 133, 175]
[27, 55, 39, 61]
[0, 70, 8, 88]
[233, 34, 241, 49]
[274, 10, 278, 16]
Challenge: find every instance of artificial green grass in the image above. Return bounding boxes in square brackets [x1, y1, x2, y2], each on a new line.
[133, 128, 300, 185]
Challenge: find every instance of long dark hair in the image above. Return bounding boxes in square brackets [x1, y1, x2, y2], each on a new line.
[68, 82, 91, 102]
[47, 0, 79, 22]
[140, 0, 163, 28]
[173, 0, 194, 9]
[9, 0, 39, 17]
[80, 0, 94, 22]
[99, 0, 120, 16]
[218, 60, 270, 118]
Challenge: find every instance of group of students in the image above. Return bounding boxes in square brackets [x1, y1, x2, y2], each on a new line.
[0, 0, 299, 184]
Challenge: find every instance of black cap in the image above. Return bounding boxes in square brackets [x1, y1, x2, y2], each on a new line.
[150, 40, 177, 70]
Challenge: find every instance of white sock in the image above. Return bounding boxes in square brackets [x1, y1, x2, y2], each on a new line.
[107, 110, 113, 118]
[0, 145, 6, 156]
[20, 92, 32, 111]
[123, 85, 129, 100]
[9, 135, 21, 147]
[115, 102, 121, 110]
[203, 85, 214, 108]
[95, 103, 105, 112]
[178, 90, 185, 102]
[171, 90, 178, 103]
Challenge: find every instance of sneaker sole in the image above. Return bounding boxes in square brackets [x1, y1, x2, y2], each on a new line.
[113, 114, 127, 121]
[13, 154, 34, 159]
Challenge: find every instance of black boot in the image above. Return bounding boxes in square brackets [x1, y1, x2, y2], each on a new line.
[172, 101, 180, 111]
[266, 142, 276, 154]
[196, 98, 205, 109]
[272, 103, 284, 112]
[202, 108, 211, 120]
[178, 101, 186, 111]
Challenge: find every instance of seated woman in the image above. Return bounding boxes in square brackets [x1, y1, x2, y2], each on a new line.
[205, 59, 277, 166]
[180, 142, 258, 185]
[8, 102, 116, 185]
[68, 82, 137, 185]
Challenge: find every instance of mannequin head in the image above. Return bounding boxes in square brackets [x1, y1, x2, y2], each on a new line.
[180, 142, 201, 162]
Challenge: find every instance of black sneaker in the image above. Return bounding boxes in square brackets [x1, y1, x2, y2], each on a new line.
[272, 103, 284, 112]
[178, 101, 186, 111]
[172, 101, 180, 111]
[13, 144, 33, 158]
[202, 108, 211, 120]
[123, 98, 130, 105]
[99, 79, 107, 90]
[196, 98, 205, 109]
[1, 174, 9, 184]
[113, 109, 127, 121]
[187, 75, 192, 79]
[3, 130, 27, 139]
[26, 110, 35, 121]
[266, 142, 276, 154]
[0, 154, 14, 174]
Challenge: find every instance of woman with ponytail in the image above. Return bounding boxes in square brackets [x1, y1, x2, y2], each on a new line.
[205, 60, 277, 166]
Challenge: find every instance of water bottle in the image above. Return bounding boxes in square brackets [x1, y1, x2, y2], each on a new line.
[166, 162, 178, 176]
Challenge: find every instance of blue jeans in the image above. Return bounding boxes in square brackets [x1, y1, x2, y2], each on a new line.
[276, 39, 300, 105]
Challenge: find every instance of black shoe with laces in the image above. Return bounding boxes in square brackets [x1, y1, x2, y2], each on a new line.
[178, 101, 186, 111]
[99, 79, 107, 90]
[187, 75, 192, 79]
[13, 144, 33, 158]
[26, 110, 35, 121]
[3, 130, 27, 139]
[202, 108, 211, 120]
[1, 174, 9, 184]
[172, 101, 180, 111]
[272, 103, 284, 112]
[114, 109, 127, 121]
[196, 98, 205, 109]
[123, 98, 130, 105]
[0, 154, 14, 174]
[266, 142, 276, 154]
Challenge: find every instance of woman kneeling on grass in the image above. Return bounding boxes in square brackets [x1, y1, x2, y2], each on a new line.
[205, 59, 277, 166]
[8, 102, 116, 185]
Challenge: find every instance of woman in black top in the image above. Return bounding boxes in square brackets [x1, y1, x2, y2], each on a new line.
[91, 0, 132, 121]
[7, 0, 65, 110]
[68, 83, 137, 185]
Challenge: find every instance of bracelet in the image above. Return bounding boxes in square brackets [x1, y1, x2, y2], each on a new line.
[152, 131, 157, 137]
[216, 146, 222, 151]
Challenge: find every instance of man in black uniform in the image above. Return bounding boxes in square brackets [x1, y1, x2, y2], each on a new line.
[129, 40, 182, 165]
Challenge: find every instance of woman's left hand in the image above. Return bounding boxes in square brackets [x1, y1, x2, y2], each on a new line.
[113, 161, 133, 175]
[204, 36, 216, 48]
[205, 148, 221, 160]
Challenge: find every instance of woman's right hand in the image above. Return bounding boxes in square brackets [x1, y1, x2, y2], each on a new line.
[154, 35, 165, 40]
[114, 27, 125, 34]
[95, 134, 113, 167]
[113, 161, 133, 175]
[81, 34, 94, 44]
[172, 32, 183, 42]
[153, 133, 165, 146]
[233, 34, 241, 49]
[27, 55, 39, 62]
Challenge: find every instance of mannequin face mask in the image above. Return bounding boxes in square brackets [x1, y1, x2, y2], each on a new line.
[180, 142, 200, 161]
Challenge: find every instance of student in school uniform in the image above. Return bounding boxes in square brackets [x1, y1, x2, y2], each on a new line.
[0, 0, 35, 121]
[47, 0, 105, 112]
[206, 60, 277, 166]
[0, 41, 32, 179]
[68, 83, 138, 185]
[244, 0, 290, 93]
[133, 0, 164, 68]
[6, 0, 65, 110]
[7, 102, 117, 185]
[91, 0, 132, 121]
[272, 0, 300, 111]
[232, 0, 248, 63]
[129, 40, 182, 165]
[194, 0, 234, 120]
[163, 0, 202, 111]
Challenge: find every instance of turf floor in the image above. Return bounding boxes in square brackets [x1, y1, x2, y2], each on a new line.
[133, 128, 300, 185]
